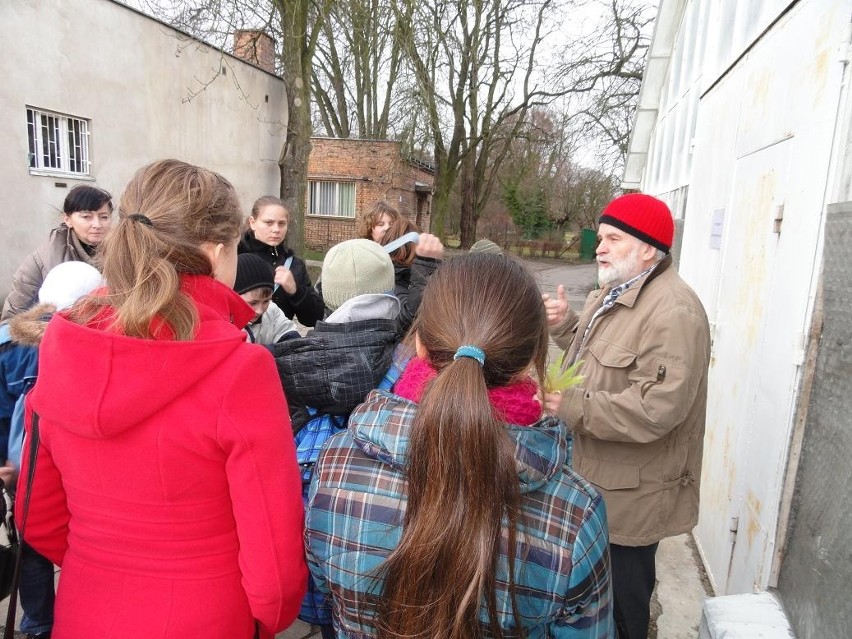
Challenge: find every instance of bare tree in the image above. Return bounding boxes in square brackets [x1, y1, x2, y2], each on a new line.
[272, 0, 333, 256]
[127, 0, 653, 247]
[312, 0, 409, 139]
[127, 0, 332, 256]
[557, 0, 655, 172]
[395, 0, 575, 246]
[493, 108, 615, 237]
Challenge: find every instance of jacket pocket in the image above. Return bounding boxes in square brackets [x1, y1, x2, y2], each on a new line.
[587, 339, 637, 369]
[575, 455, 640, 491]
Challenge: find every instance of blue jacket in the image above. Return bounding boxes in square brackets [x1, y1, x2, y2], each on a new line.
[305, 389, 615, 638]
[0, 321, 39, 464]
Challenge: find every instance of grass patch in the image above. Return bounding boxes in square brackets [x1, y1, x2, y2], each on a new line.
[304, 248, 326, 262]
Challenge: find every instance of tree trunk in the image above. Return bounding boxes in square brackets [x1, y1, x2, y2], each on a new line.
[429, 148, 457, 239]
[276, 0, 317, 258]
[430, 175, 451, 239]
[459, 153, 477, 249]
[278, 94, 311, 257]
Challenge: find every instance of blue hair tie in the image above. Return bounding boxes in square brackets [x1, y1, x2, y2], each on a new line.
[453, 345, 485, 366]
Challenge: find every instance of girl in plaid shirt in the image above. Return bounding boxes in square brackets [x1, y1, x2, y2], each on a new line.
[305, 253, 614, 638]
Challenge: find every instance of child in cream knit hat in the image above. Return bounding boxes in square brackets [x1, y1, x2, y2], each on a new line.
[271, 238, 400, 632]
[319, 238, 396, 312]
[270, 239, 400, 430]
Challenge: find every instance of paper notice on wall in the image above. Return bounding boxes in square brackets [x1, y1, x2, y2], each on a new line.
[710, 209, 725, 249]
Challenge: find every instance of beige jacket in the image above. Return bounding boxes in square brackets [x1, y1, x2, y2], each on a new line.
[552, 256, 710, 546]
[1, 225, 97, 320]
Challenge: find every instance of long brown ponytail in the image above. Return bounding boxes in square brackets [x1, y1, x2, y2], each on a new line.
[71, 159, 242, 340]
[375, 253, 549, 639]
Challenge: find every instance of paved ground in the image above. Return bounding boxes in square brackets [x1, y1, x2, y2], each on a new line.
[1, 259, 710, 638]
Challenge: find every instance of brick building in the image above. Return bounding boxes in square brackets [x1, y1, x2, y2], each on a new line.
[304, 138, 434, 250]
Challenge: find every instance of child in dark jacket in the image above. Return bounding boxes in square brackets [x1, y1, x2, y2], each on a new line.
[234, 254, 300, 344]
[270, 239, 399, 432]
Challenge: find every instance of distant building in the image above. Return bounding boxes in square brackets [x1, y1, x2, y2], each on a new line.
[305, 138, 434, 250]
[0, 0, 287, 300]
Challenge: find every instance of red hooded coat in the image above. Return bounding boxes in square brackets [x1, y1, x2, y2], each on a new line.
[16, 275, 307, 638]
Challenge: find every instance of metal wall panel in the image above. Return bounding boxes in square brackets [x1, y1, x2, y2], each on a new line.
[701, 0, 797, 94]
[777, 206, 852, 638]
[691, 0, 847, 592]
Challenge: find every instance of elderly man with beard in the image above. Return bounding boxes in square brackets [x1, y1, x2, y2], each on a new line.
[542, 193, 711, 639]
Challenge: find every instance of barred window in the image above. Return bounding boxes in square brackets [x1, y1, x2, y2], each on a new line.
[26, 107, 90, 175]
[308, 180, 356, 217]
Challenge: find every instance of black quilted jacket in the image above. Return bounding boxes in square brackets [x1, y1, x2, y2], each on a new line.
[269, 318, 399, 431]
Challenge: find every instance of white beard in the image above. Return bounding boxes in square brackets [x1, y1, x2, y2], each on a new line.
[598, 244, 644, 287]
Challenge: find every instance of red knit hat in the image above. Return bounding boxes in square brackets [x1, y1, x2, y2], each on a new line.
[599, 193, 674, 253]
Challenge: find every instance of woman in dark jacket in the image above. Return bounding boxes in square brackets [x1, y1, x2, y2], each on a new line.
[238, 196, 324, 327]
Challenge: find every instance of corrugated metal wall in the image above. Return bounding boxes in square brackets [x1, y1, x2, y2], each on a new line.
[776, 205, 852, 638]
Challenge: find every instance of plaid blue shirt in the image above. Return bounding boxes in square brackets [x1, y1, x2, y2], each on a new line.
[305, 390, 614, 638]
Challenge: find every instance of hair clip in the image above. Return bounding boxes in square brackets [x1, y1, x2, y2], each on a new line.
[128, 213, 154, 227]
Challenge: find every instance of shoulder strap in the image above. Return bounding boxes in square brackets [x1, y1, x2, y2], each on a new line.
[3, 411, 40, 639]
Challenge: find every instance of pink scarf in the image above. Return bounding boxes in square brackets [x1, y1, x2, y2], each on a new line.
[394, 357, 542, 426]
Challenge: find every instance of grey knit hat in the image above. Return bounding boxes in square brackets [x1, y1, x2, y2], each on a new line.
[321, 239, 395, 311]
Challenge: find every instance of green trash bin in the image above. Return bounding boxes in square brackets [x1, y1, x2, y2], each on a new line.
[579, 228, 597, 261]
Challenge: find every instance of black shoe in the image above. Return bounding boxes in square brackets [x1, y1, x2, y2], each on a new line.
[26, 633, 51, 639]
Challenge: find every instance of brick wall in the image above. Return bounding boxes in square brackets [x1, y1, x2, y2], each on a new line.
[303, 217, 354, 249]
[306, 138, 433, 251]
[233, 30, 275, 74]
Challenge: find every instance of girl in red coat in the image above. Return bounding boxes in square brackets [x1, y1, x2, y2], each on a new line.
[16, 160, 307, 639]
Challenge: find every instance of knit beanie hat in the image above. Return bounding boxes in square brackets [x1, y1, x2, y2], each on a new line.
[599, 193, 674, 253]
[321, 239, 395, 311]
[38, 261, 105, 310]
[234, 254, 274, 295]
[469, 239, 503, 255]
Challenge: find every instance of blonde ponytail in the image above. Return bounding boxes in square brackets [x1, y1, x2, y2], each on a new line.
[71, 160, 242, 340]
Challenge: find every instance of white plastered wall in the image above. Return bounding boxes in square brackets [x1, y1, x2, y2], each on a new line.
[0, 0, 288, 299]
